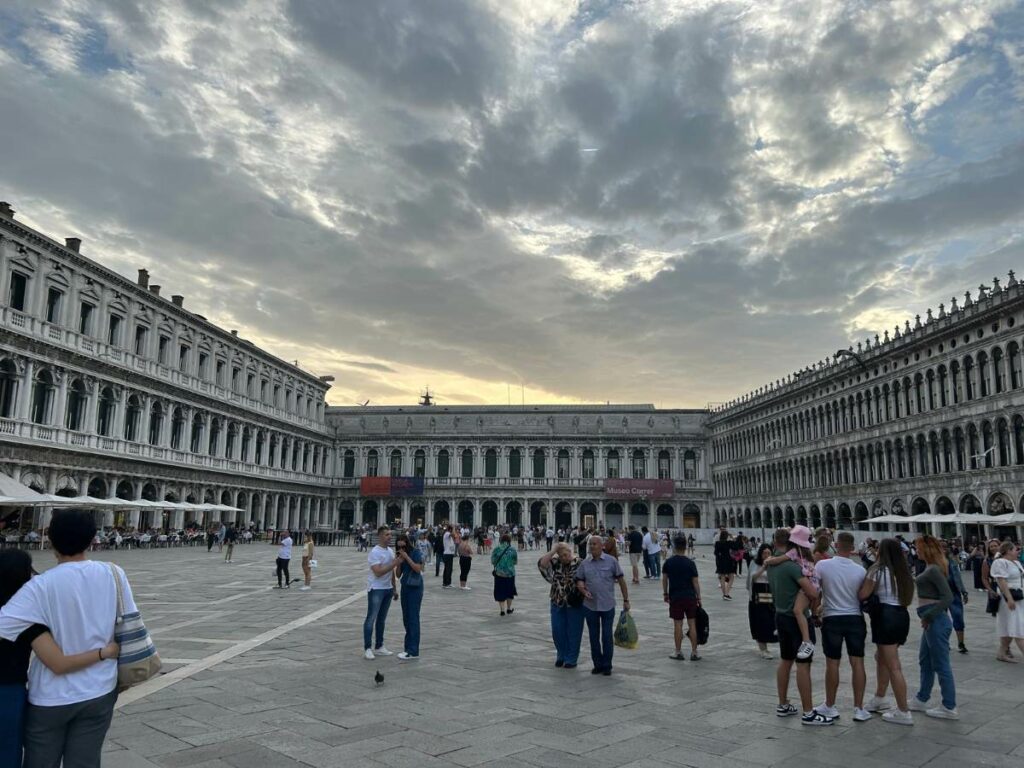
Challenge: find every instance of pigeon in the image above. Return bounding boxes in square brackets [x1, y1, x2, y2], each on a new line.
[374, 670, 384, 686]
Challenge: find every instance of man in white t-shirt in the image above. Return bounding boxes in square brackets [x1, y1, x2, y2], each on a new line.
[814, 532, 869, 722]
[275, 530, 293, 588]
[0, 509, 136, 766]
[364, 526, 399, 660]
[441, 525, 457, 588]
[642, 527, 661, 578]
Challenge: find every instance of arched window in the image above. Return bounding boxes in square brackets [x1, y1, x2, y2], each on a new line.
[225, 423, 237, 458]
[343, 449, 355, 477]
[240, 426, 251, 460]
[981, 422, 994, 468]
[170, 406, 185, 449]
[413, 449, 426, 477]
[66, 378, 87, 431]
[390, 449, 402, 477]
[436, 449, 449, 478]
[291, 441, 300, 471]
[963, 356, 975, 400]
[366, 449, 379, 477]
[557, 449, 570, 479]
[190, 413, 204, 453]
[147, 401, 163, 445]
[485, 449, 497, 478]
[31, 370, 55, 425]
[632, 449, 646, 479]
[532, 448, 545, 479]
[1013, 416, 1024, 466]
[97, 386, 117, 436]
[684, 449, 697, 480]
[993, 348, 1005, 394]
[977, 351, 990, 397]
[997, 418, 1010, 467]
[581, 449, 594, 479]
[207, 417, 220, 455]
[0, 360, 17, 418]
[1009, 343, 1022, 389]
[606, 449, 620, 479]
[302, 444, 310, 473]
[658, 449, 671, 479]
[255, 430, 265, 464]
[461, 449, 473, 478]
[508, 449, 521, 478]
[124, 395, 142, 441]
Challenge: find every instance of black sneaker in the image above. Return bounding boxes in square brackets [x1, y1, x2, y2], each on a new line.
[776, 703, 799, 717]
[801, 711, 835, 726]
[958, 643, 968, 654]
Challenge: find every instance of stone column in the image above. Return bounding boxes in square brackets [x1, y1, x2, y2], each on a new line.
[53, 371, 68, 428]
[113, 387, 128, 439]
[17, 359, 35, 420]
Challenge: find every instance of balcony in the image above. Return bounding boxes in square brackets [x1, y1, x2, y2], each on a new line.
[0, 307, 327, 434]
[0, 417, 325, 486]
[333, 475, 709, 492]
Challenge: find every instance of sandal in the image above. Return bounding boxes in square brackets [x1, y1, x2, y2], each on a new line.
[996, 653, 1018, 663]
[669, 652, 685, 660]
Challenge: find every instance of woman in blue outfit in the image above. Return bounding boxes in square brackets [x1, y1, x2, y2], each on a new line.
[538, 543, 584, 668]
[395, 533, 424, 661]
[0, 549, 119, 766]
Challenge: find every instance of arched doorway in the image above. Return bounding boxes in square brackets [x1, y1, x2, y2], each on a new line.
[433, 499, 451, 525]
[605, 502, 623, 530]
[580, 501, 598, 530]
[482, 500, 498, 527]
[410, 503, 426, 527]
[386, 502, 402, 525]
[361, 499, 378, 526]
[505, 500, 522, 526]
[554, 501, 572, 529]
[837, 503, 852, 530]
[338, 501, 355, 529]
[657, 503, 674, 529]
[631, 502, 648, 527]
[682, 503, 700, 529]
[457, 500, 474, 528]
[530, 500, 546, 527]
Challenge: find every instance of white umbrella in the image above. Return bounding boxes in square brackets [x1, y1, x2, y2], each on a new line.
[0, 474, 49, 506]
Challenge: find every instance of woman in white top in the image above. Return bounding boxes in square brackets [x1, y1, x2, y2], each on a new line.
[0, 509, 140, 767]
[991, 541, 1024, 662]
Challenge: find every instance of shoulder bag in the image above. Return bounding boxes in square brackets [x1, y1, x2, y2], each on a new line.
[492, 545, 514, 577]
[108, 563, 162, 690]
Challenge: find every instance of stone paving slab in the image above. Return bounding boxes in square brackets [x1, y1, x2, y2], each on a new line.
[25, 543, 1024, 767]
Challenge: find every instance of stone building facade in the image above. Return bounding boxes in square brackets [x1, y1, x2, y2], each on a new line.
[0, 203, 334, 532]
[327, 405, 710, 530]
[707, 273, 1024, 542]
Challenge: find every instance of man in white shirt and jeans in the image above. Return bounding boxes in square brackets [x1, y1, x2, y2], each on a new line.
[364, 526, 399, 660]
[0, 509, 138, 767]
[814, 532, 870, 721]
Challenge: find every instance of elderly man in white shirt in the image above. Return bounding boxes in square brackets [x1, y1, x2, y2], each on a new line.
[0, 509, 138, 768]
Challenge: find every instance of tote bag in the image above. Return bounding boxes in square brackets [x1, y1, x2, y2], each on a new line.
[108, 563, 162, 690]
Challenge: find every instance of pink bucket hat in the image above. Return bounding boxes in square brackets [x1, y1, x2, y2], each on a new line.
[788, 525, 813, 549]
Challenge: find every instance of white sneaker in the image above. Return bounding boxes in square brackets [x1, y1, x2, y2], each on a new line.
[926, 705, 959, 720]
[374, 646, 394, 656]
[397, 652, 419, 661]
[866, 696, 892, 712]
[460, 586, 472, 591]
[364, 649, 375, 660]
[852, 708, 872, 722]
[881, 710, 913, 726]
[299, 586, 311, 591]
[796, 641, 814, 660]
[814, 703, 839, 719]
[908, 698, 929, 712]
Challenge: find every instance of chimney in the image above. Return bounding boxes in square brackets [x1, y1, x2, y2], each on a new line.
[149, 285, 161, 297]
[137, 269, 150, 288]
[0, 202, 13, 220]
[65, 237, 82, 252]
[171, 294, 184, 307]
[230, 330, 238, 336]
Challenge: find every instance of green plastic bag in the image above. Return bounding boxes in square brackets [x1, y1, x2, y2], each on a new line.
[613, 610, 639, 649]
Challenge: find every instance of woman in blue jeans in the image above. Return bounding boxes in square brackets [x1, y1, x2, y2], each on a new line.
[395, 534, 424, 660]
[912, 536, 957, 719]
[538, 543, 584, 668]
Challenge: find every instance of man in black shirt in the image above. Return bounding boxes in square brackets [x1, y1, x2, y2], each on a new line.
[663, 535, 702, 660]
[626, 526, 644, 584]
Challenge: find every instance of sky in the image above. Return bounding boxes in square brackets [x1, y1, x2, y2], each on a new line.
[1, 0, 1022, 409]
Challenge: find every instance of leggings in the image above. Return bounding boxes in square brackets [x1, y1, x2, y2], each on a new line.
[276, 557, 291, 586]
[459, 555, 472, 583]
[442, 554, 455, 586]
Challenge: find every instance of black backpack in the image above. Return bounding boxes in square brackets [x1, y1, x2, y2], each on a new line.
[695, 606, 710, 645]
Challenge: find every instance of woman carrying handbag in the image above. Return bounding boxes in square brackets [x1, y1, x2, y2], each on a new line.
[991, 541, 1024, 663]
[747, 544, 777, 659]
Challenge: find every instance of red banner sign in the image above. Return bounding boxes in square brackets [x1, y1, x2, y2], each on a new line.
[359, 477, 426, 497]
[360, 477, 393, 496]
[603, 479, 674, 500]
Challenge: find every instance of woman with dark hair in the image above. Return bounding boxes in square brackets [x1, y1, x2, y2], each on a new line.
[714, 530, 737, 600]
[0, 510, 140, 766]
[394, 533, 424, 661]
[747, 543, 777, 659]
[990, 540, 1024, 663]
[859, 537, 915, 725]
[491, 534, 518, 616]
[911, 535, 956, 719]
[458, 534, 474, 591]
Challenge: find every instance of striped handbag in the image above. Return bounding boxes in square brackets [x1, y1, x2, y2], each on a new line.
[108, 563, 162, 690]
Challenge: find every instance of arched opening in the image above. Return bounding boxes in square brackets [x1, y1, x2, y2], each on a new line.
[485, 449, 498, 478]
[96, 387, 117, 436]
[631, 502, 648, 526]
[410, 503, 425, 527]
[554, 501, 572, 529]
[482, 500, 498, 527]
[343, 449, 355, 478]
[414, 449, 426, 477]
[631, 449, 646, 479]
[854, 501, 869, 526]
[366, 449, 379, 477]
[530, 500, 546, 527]
[606, 449, 620, 478]
[605, 502, 623, 530]
[532, 449, 546, 479]
[658, 449, 671, 479]
[338, 501, 355, 529]
[837, 503, 852, 530]
[190, 413, 204, 453]
[0, 360, 17, 418]
[821, 504, 834, 529]
[580, 501, 598, 529]
[66, 379, 87, 431]
[457, 499, 474, 527]
[461, 449, 473, 478]
[385, 502, 402, 524]
[436, 449, 450, 478]
[508, 449, 522, 479]
[30, 369, 55, 424]
[361, 499, 378, 525]
[87, 477, 108, 499]
[433, 499, 450, 524]
[505, 500, 522, 526]
[390, 449, 402, 477]
[581, 449, 595, 479]
[657, 503, 674, 528]
[682, 503, 700, 529]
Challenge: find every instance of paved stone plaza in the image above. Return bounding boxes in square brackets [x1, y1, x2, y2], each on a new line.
[27, 543, 1024, 768]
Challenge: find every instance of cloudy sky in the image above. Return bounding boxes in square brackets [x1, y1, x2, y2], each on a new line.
[2, 1, 1022, 408]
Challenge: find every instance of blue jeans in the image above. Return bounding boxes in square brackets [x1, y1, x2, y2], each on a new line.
[948, 595, 964, 633]
[648, 552, 661, 577]
[363, 588, 393, 650]
[0, 684, 26, 768]
[400, 587, 423, 656]
[916, 608, 956, 710]
[584, 607, 616, 671]
[550, 603, 585, 665]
